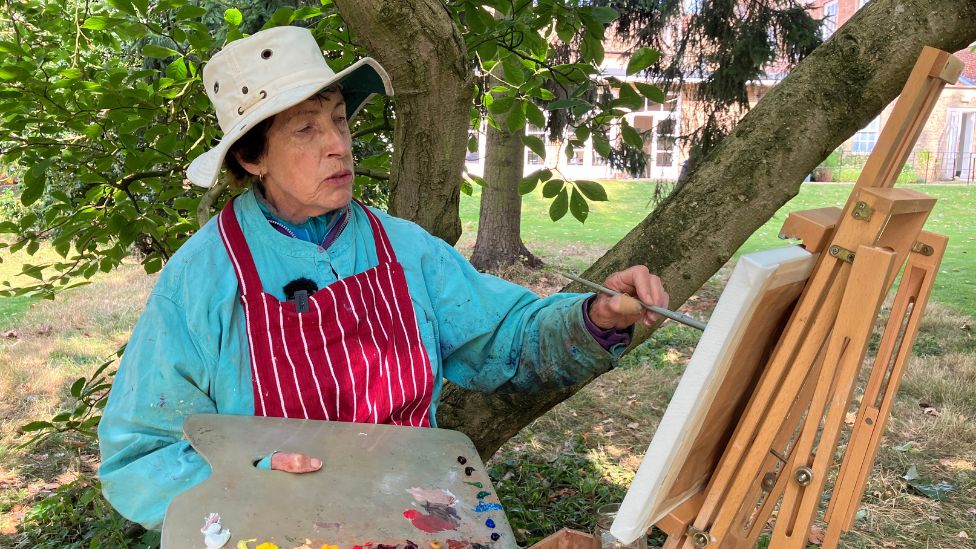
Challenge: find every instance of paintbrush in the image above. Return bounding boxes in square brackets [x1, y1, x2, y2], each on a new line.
[557, 270, 707, 331]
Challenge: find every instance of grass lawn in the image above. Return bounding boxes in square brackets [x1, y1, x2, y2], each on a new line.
[0, 181, 973, 547]
[460, 182, 976, 314]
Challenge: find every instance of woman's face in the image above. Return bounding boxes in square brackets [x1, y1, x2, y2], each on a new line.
[241, 89, 354, 222]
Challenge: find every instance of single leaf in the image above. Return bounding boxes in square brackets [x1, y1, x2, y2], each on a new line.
[70, 377, 86, 398]
[592, 133, 611, 158]
[542, 179, 564, 198]
[506, 101, 526, 132]
[635, 82, 666, 104]
[575, 180, 608, 201]
[19, 421, 53, 433]
[502, 55, 525, 85]
[175, 4, 207, 19]
[525, 101, 545, 128]
[224, 8, 243, 26]
[569, 187, 589, 223]
[518, 172, 540, 195]
[907, 480, 954, 501]
[621, 124, 644, 149]
[617, 83, 644, 110]
[521, 134, 546, 160]
[902, 465, 920, 481]
[626, 47, 660, 75]
[142, 44, 179, 59]
[549, 188, 569, 221]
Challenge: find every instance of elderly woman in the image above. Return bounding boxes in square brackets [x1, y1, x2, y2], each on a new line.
[98, 25, 668, 529]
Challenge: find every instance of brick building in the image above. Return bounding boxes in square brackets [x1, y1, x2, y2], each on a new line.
[465, 1, 976, 183]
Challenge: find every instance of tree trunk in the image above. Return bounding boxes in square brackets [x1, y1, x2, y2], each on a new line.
[469, 123, 542, 271]
[437, 0, 976, 459]
[333, 0, 472, 245]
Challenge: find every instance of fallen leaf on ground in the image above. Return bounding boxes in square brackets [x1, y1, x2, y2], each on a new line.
[882, 541, 896, 548]
[807, 524, 824, 544]
[902, 465, 920, 481]
[923, 407, 940, 417]
[2, 330, 17, 338]
[626, 422, 640, 429]
[845, 411, 857, 425]
[958, 531, 969, 539]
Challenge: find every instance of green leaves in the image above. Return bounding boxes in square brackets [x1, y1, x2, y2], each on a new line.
[142, 44, 179, 59]
[521, 134, 546, 160]
[224, 8, 243, 26]
[621, 122, 645, 149]
[549, 188, 568, 221]
[626, 47, 660, 75]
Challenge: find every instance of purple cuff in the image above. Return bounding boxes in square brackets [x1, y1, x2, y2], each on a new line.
[582, 295, 632, 350]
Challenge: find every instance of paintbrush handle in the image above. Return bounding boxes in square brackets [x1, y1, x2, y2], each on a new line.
[558, 271, 707, 331]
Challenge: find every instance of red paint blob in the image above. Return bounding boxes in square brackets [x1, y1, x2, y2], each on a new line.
[402, 508, 456, 533]
[447, 540, 469, 549]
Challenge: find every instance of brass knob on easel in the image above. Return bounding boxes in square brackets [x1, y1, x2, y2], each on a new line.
[686, 525, 711, 548]
[794, 466, 814, 487]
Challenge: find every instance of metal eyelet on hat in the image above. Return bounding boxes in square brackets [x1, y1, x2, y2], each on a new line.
[261, 49, 273, 59]
[213, 82, 219, 93]
[242, 86, 249, 94]
[237, 91, 268, 116]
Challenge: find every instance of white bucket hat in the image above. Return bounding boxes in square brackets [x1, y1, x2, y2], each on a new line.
[186, 26, 393, 188]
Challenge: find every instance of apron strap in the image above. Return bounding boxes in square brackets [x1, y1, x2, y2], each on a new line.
[354, 199, 398, 265]
[217, 197, 264, 296]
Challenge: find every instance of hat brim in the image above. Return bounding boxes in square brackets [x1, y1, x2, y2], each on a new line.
[187, 57, 392, 188]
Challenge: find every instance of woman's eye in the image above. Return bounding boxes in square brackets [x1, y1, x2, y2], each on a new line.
[297, 125, 313, 134]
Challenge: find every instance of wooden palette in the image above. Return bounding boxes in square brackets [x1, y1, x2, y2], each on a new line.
[610, 246, 815, 544]
[161, 414, 515, 548]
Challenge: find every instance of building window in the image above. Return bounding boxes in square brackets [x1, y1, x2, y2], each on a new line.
[526, 124, 546, 165]
[822, 1, 838, 38]
[851, 117, 880, 154]
[655, 118, 676, 167]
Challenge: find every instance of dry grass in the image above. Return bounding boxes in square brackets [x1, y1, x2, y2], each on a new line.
[0, 262, 154, 537]
[0, 245, 973, 547]
[491, 273, 976, 548]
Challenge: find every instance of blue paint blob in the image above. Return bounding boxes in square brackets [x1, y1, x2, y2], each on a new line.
[474, 502, 504, 512]
[485, 518, 496, 528]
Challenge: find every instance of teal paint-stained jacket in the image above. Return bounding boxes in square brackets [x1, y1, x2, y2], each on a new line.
[98, 189, 624, 529]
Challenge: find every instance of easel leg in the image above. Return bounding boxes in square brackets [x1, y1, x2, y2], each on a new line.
[822, 232, 948, 548]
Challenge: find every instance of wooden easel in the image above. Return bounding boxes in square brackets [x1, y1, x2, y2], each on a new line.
[654, 46, 963, 549]
[529, 46, 962, 549]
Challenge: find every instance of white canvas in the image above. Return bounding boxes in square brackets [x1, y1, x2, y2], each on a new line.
[610, 246, 815, 544]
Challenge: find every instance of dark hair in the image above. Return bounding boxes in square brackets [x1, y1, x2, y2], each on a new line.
[224, 116, 275, 189]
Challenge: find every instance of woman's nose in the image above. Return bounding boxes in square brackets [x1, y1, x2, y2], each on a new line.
[321, 120, 352, 157]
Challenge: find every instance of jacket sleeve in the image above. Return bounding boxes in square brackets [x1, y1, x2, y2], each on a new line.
[97, 292, 216, 530]
[424, 239, 624, 393]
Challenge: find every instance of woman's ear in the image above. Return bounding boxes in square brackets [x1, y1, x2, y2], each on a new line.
[233, 150, 265, 178]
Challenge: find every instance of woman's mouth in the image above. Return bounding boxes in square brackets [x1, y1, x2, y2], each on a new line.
[323, 170, 353, 186]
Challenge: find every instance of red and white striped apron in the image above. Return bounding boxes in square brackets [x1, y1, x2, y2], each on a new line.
[217, 197, 434, 427]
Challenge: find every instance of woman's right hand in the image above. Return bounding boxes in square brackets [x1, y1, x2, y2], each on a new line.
[270, 452, 322, 473]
